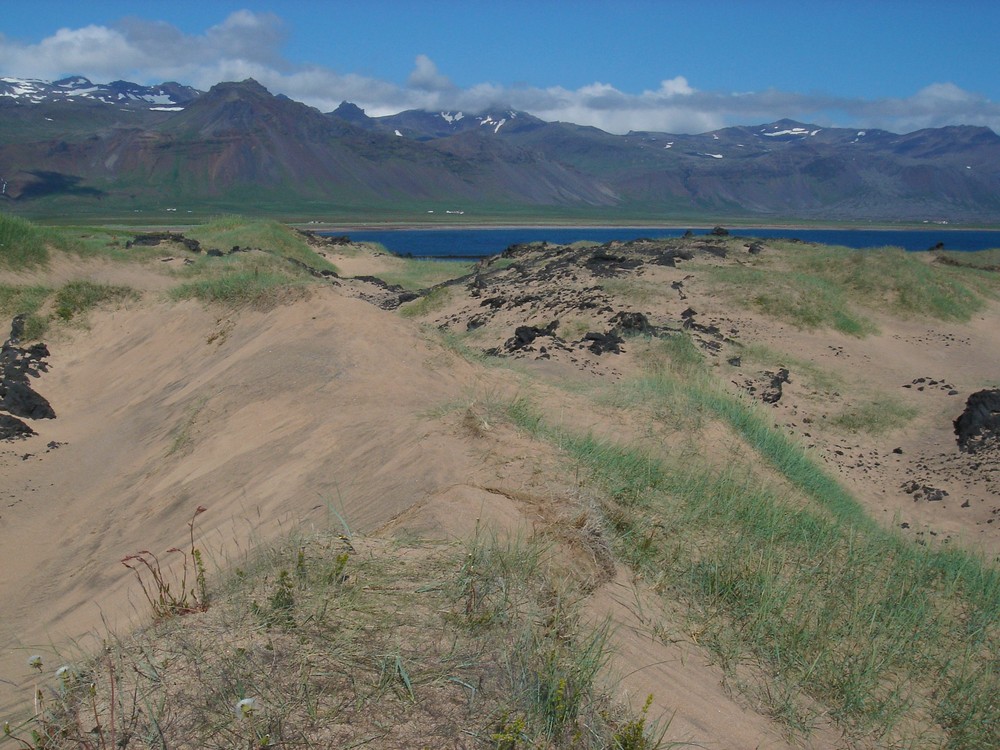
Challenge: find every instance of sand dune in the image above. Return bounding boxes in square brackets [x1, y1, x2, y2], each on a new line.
[0, 288, 490, 713]
[1, 234, 997, 748]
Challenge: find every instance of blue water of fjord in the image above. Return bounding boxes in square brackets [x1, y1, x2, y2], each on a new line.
[323, 227, 1000, 259]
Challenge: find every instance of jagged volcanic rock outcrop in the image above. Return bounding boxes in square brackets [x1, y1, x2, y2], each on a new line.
[408, 237, 755, 372]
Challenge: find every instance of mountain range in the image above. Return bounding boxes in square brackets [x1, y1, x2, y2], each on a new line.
[1, 75, 998, 222]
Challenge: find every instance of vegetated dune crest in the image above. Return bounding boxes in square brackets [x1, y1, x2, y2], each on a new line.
[1, 232, 997, 748]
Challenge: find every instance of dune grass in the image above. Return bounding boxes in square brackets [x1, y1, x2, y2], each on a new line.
[0, 280, 139, 340]
[167, 217, 349, 309]
[706, 264, 876, 336]
[398, 285, 453, 318]
[0, 214, 52, 270]
[52, 281, 139, 322]
[935, 248, 1000, 271]
[417, 242, 1000, 745]
[830, 396, 918, 435]
[492, 341, 999, 748]
[931, 252, 1000, 303]
[187, 216, 338, 275]
[4, 525, 663, 749]
[0, 215, 336, 320]
[734, 342, 845, 395]
[374, 258, 476, 291]
[20, 225, 147, 264]
[169, 247, 317, 310]
[0, 284, 51, 340]
[170, 266, 307, 309]
[798, 245, 987, 321]
[704, 244, 994, 335]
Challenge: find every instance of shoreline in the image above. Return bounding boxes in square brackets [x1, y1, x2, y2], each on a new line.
[23, 217, 1000, 235]
[298, 222, 998, 233]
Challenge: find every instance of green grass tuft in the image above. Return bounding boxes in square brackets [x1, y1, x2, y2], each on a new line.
[831, 396, 918, 435]
[52, 280, 139, 322]
[398, 286, 453, 318]
[0, 280, 138, 340]
[376, 258, 475, 291]
[171, 267, 305, 309]
[0, 284, 51, 339]
[0, 214, 52, 269]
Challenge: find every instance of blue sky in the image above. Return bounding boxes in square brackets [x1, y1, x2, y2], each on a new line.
[2, 1, 999, 134]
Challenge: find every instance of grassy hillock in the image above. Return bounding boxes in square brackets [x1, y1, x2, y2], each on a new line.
[169, 216, 339, 309]
[0, 216, 343, 333]
[0, 214, 54, 270]
[703, 239, 996, 335]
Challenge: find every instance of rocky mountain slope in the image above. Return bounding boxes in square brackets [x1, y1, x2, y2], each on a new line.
[2, 76, 999, 220]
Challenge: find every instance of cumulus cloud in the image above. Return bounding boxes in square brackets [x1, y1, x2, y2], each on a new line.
[407, 54, 453, 93]
[1, 11, 998, 135]
[657, 76, 695, 97]
[0, 11, 291, 86]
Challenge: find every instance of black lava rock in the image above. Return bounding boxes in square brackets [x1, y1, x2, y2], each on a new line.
[609, 311, 655, 336]
[954, 389, 1000, 453]
[0, 413, 35, 440]
[582, 331, 625, 355]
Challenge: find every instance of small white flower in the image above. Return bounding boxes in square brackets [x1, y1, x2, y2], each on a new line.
[27, 655, 43, 671]
[56, 665, 72, 682]
[236, 697, 258, 719]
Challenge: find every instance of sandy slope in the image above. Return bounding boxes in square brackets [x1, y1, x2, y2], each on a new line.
[0, 286, 490, 714]
[1, 237, 997, 748]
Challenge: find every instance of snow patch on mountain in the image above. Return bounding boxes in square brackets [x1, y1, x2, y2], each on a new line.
[762, 126, 819, 137]
[0, 76, 200, 110]
[478, 115, 507, 133]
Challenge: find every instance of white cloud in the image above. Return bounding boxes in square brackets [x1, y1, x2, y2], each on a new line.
[1, 12, 998, 135]
[657, 76, 694, 97]
[407, 54, 453, 92]
[27, 25, 143, 79]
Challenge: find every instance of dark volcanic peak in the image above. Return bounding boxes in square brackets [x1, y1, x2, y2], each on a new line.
[159, 77, 344, 140]
[197, 78, 276, 106]
[0, 75, 201, 110]
[329, 101, 372, 125]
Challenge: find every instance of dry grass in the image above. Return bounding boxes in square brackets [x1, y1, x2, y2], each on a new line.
[4, 522, 663, 749]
